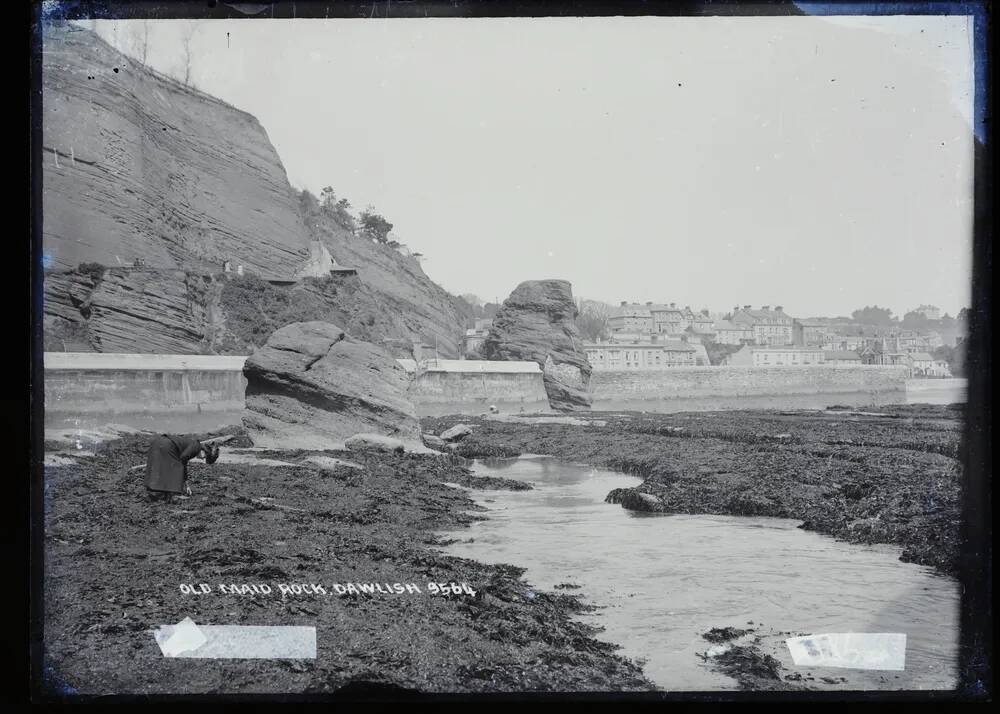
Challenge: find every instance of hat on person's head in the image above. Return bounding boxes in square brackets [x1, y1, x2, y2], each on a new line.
[204, 443, 220, 465]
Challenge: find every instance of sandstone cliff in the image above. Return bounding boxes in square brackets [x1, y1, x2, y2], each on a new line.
[42, 25, 310, 274]
[484, 280, 593, 410]
[44, 267, 223, 354]
[41, 26, 470, 357]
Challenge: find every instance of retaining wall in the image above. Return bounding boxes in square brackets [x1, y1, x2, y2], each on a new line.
[44, 354, 248, 415]
[43, 353, 549, 416]
[590, 364, 910, 401]
[44, 354, 913, 417]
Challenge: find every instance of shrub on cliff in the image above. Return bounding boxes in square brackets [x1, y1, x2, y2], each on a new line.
[359, 208, 393, 244]
[76, 262, 106, 281]
[219, 273, 332, 348]
[299, 188, 357, 234]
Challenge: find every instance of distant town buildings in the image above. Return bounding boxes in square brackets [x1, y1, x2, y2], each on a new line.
[585, 339, 697, 370]
[729, 305, 795, 346]
[587, 297, 958, 376]
[712, 319, 754, 345]
[608, 303, 655, 333]
[793, 319, 832, 347]
[608, 302, 714, 338]
[820, 334, 867, 352]
[724, 345, 824, 367]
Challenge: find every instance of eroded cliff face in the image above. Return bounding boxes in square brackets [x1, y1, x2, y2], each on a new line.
[41, 25, 471, 357]
[304, 214, 473, 358]
[42, 25, 310, 274]
[44, 268, 225, 354]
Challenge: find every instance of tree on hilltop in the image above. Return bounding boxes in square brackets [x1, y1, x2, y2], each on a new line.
[359, 207, 394, 244]
[851, 305, 896, 327]
[901, 310, 933, 329]
[319, 187, 357, 232]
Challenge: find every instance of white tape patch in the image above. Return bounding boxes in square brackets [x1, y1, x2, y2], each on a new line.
[785, 633, 906, 671]
[154, 618, 316, 659]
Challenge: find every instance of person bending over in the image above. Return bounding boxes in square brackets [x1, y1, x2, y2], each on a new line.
[145, 434, 220, 502]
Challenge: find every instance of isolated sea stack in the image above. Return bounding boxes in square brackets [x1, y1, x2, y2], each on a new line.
[242, 321, 421, 449]
[484, 280, 593, 411]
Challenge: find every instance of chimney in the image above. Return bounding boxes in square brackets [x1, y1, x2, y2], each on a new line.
[733, 306, 740, 313]
[620, 301, 627, 307]
[670, 302, 676, 308]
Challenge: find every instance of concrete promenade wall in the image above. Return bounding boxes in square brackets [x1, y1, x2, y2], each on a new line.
[399, 359, 548, 406]
[590, 364, 909, 401]
[44, 354, 249, 415]
[44, 353, 548, 415]
[45, 354, 910, 417]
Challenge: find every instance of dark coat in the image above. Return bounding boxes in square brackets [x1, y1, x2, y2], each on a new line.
[145, 434, 203, 494]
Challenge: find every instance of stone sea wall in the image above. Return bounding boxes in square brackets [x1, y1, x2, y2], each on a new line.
[44, 354, 248, 415]
[43, 354, 548, 416]
[590, 365, 910, 401]
[43, 355, 911, 417]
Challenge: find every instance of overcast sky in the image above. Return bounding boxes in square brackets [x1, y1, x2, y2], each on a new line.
[84, 15, 974, 318]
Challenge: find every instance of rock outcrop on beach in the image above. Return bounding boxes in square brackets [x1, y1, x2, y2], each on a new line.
[242, 322, 420, 449]
[483, 280, 593, 410]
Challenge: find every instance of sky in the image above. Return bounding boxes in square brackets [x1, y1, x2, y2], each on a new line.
[82, 14, 975, 318]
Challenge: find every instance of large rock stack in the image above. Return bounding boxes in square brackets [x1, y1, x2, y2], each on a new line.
[483, 280, 593, 411]
[242, 322, 420, 449]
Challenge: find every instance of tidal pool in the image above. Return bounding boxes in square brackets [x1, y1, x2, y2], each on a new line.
[440, 457, 960, 691]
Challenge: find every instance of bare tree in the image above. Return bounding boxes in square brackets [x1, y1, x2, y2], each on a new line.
[125, 20, 151, 66]
[577, 299, 612, 341]
[180, 21, 201, 87]
[138, 20, 150, 66]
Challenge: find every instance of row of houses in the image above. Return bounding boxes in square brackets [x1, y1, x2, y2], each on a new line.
[583, 340, 700, 370]
[721, 344, 951, 376]
[609, 303, 796, 346]
[608, 302, 716, 336]
[793, 322, 944, 353]
[609, 302, 952, 355]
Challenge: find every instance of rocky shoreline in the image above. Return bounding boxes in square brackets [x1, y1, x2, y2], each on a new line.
[422, 403, 963, 691]
[42, 402, 963, 694]
[41, 431, 654, 695]
[425, 403, 963, 577]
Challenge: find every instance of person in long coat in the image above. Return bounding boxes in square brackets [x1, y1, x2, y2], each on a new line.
[145, 434, 220, 501]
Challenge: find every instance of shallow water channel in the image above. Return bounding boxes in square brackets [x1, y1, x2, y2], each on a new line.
[439, 457, 959, 691]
